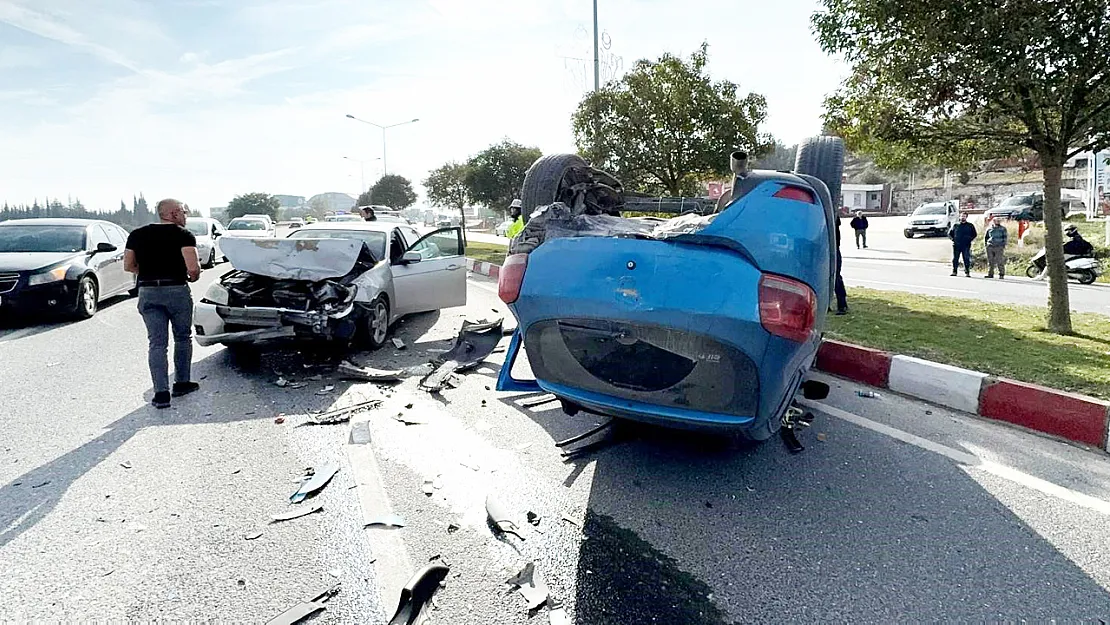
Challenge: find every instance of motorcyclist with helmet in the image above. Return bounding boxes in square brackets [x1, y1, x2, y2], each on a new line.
[1032, 224, 1095, 280]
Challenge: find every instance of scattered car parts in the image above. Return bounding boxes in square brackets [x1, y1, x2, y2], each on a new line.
[485, 494, 525, 540]
[337, 360, 403, 382]
[506, 562, 550, 610]
[289, 463, 340, 504]
[364, 514, 407, 529]
[419, 318, 504, 392]
[387, 563, 450, 625]
[296, 399, 382, 427]
[265, 583, 341, 625]
[270, 504, 324, 523]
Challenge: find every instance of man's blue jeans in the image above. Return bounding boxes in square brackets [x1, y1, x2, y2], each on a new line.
[952, 245, 972, 274]
[138, 285, 193, 393]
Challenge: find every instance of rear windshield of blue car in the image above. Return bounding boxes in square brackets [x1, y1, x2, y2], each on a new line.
[0, 225, 87, 253]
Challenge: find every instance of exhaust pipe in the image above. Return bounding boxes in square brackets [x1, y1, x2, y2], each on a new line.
[730, 151, 749, 178]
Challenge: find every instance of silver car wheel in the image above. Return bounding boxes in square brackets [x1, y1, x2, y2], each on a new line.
[371, 299, 388, 345]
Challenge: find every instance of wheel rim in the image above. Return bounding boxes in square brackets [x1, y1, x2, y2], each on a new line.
[82, 281, 96, 314]
[371, 301, 388, 343]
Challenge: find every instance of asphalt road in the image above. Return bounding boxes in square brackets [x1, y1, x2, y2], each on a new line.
[3, 268, 1110, 622]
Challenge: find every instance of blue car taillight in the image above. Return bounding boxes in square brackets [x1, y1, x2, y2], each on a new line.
[499, 253, 528, 304]
[759, 274, 817, 343]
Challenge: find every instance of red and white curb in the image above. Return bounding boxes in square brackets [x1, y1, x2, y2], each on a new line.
[465, 257, 500, 279]
[468, 256, 1110, 452]
[817, 340, 1110, 451]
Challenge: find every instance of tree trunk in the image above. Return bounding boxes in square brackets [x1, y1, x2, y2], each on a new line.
[1041, 162, 1073, 334]
[459, 205, 467, 245]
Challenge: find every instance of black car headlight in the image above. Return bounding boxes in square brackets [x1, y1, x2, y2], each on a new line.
[27, 265, 70, 286]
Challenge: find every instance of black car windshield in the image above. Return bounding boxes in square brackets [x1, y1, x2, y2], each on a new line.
[999, 195, 1034, 207]
[0, 225, 87, 253]
[913, 204, 947, 215]
[287, 229, 387, 259]
[186, 221, 210, 236]
[228, 219, 267, 230]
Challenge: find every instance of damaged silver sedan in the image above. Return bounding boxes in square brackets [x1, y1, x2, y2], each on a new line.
[193, 221, 466, 350]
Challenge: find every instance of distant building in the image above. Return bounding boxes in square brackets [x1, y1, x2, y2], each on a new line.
[307, 192, 357, 212]
[842, 183, 891, 213]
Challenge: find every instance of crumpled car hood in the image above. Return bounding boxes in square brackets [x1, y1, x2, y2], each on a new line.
[221, 237, 364, 281]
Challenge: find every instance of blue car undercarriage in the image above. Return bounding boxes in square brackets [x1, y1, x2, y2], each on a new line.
[496, 137, 845, 451]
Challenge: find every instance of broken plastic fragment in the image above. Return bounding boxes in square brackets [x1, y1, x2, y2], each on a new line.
[485, 494, 524, 540]
[393, 413, 428, 426]
[527, 511, 541, 526]
[271, 504, 324, 523]
[316, 385, 335, 395]
[120, 461, 132, 469]
[244, 530, 263, 540]
[288, 382, 308, 389]
[387, 564, 449, 625]
[338, 360, 404, 382]
[275, 377, 289, 388]
[297, 399, 382, 427]
[548, 599, 572, 625]
[422, 480, 435, 496]
[290, 463, 340, 504]
[392, 338, 407, 350]
[265, 583, 341, 625]
[364, 514, 407, 529]
[419, 319, 504, 392]
[274, 416, 286, 424]
[505, 562, 550, 610]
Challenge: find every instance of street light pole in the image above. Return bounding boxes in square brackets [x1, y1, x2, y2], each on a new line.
[592, 0, 600, 92]
[344, 115, 420, 175]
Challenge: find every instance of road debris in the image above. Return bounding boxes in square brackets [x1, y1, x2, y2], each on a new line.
[244, 530, 263, 540]
[265, 583, 341, 625]
[486, 494, 524, 540]
[274, 416, 286, 424]
[338, 360, 404, 382]
[391, 338, 407, 350]
[856, 390, 881, 399]
[548, 599, 572, 625]
[288, 382, 308, 389]
[393, 412, 429, 426]
[231, 468, 242, 475]
[520, 394, 558, 408]
[527, 511, 541, 526]
[817, 432, 828, 442]
[422, 480, 435, 496]
[364, 514, 407, 529]
[274, 377, 289, 388]
[290, 463, 340, 504]
[506, 562, 550, 610]
[447, 522, 460, 534]
[316, 385, 336, 395]
[559, 514, 580, 528]
[32, 480, 50, 489]
[419, 318, 504, 393]
[120, 461, 132, 470]
[296, 398, 382, 427]
[387, 563, 449, 625]
[270, 504, 324, 523]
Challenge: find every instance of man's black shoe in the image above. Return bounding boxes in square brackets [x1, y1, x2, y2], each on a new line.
[835, 308, 848, 316]
[172, 382, 200, 397]
[153, 391, 171, 409]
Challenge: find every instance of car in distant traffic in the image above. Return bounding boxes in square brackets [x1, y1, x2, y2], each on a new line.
[185, 217, 227, 268]
[982, 192, 1065, 224]
[324, 214, 364, 223]
[494, 219, 515, 236]
[194, 221, 467, 350]
[224, 216, 276, 238]
[903, 200, 959, 238]
[0, 218, 136, 319]
[278, 218, 305, 229]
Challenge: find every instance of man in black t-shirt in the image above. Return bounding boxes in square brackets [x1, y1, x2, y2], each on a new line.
[124, 198, 202, 409]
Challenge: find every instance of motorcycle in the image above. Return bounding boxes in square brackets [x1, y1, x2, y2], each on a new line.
[1025, 248, 1103, 284]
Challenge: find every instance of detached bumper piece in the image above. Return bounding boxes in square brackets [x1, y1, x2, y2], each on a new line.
[215, 303, 357, 342]
[419, 318, 504, 392]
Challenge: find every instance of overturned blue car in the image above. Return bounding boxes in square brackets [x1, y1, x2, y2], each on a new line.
[497, 137, 844, 442]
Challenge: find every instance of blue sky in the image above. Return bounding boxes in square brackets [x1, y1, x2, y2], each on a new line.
[0, 0, 847, 214]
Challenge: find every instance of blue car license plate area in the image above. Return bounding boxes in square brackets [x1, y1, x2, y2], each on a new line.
[524, 319, 759, 418]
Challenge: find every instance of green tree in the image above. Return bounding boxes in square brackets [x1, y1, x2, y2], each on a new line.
[572, 42, 771, 196]
[227, 192, 280, 219]
[424, 162, 473, 227]
[133, 193, 150, 224]
[755, 141, 798, 172]
[367, 174, 417, 209]
[464, 140, 542, 213]
[814, 0, 1110, 334]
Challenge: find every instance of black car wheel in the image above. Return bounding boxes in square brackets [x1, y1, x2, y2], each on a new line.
[203, 249, 216, 269]
[904, 230, 914, 239]
[519, 154, 588, 224]
[75, 276, 98, 319]
[794, 136, 845, 208]
[1026, 264, 1041, 279]
[1077, 269, 1097, 285]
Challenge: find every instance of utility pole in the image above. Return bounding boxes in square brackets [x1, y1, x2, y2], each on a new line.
[592, 0, 600, 92]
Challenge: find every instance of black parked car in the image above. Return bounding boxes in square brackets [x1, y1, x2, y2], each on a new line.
[0, 218, 137, 319]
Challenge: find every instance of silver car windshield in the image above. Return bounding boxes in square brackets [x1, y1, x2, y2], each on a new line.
[185, 221, 210, 236]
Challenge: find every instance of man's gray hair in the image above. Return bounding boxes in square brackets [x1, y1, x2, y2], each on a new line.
[156, 198, 183, 218]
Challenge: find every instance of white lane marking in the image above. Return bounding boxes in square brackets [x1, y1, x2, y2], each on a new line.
[849, 278, 977, 295]
[799, 399, 1110, 516]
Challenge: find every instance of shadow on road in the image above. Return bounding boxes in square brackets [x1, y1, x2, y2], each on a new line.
[0, 311, 445, 549]
[0, 294, 134, 342]
[505, 392, 1110, 622]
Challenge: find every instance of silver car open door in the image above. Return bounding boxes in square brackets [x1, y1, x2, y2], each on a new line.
[391, 227, 467, 316]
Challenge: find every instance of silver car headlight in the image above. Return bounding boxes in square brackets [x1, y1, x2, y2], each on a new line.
[202, 282, 230, 306]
